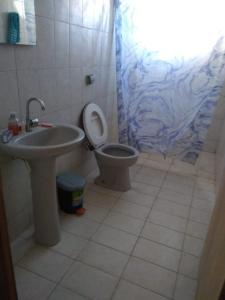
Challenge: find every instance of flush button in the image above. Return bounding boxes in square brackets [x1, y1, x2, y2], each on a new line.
[85, 74, 95, 85]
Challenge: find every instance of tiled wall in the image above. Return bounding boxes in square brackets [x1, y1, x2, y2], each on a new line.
[0, 0, 117, 241]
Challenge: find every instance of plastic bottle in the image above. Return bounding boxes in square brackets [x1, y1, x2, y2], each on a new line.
[8, 112, 20, 136]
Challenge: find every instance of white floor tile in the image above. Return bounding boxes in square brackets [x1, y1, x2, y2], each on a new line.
[48, 286, 87, 300]
[137, 157, 148, 165]
[191, 197, 214, 212]
[85, 190, 118, 209]
[134, 167, 166, 187]
[11, 237, 34, 264]
[61, 215, 100, 239]
[104, 211, 144, 235]
[186, 221, 208, 240]
[169, 166, 196, 177]
[165, 173, 195, 187]
[183, 235, 204, 257]
[112, 199, 150, 220]
[15, 266, 55, 300]
[170, 160, 197, 176]
[189, 207, 212, 225]
[131, 181, 160, 197]
[158, 187, 192, 206]
[50, 231, 87, 258]
[84, 203, 110, 222]
[133, 238, 181, 271]
[139, 152, 150, 159]
[148, 210, 187, 232]
[195, 178, 215, 192]
[113, 280, 167, 300]
[162, 181, 193, 196]
[153, 199, 189, 218]
[149, 153, 172, 163]
[92, 224, 137, 254]
[123, 257, 176, 298]
[78, 241, 129, 276]
[179, 253, 200, 279]
[144, 160, 170, 171]
[141, 223, 184, 250]
[120, 189, 155, 208]
[18, 245, 73, 282]
[130, 165, 142, 179]
[14, 151, 217, 300]
[87, 182, 122, 198]
[174, 274, 197, 300]
[193, 188, 215, 202]
[61, 261, 118, 300]
[197, 170, 215, 181]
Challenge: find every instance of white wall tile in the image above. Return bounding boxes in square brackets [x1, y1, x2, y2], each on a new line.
[70, 0, 83, 26]
[55, 21, 69, 68]
[0, 0, 117, 242]
[0, 46, 15, 71]
[54, 0, 69, 23]
[35, 0, 54, 18]
[0, 71, 20, 128]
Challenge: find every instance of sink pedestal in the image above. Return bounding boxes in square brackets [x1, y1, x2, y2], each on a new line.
[0, 124, 85, 246]
[30, 158, 60, 246]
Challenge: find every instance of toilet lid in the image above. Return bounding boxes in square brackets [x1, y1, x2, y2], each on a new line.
[83, 103, 108, 148]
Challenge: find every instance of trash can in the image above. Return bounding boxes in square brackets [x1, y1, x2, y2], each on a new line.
[56, 172, 86, 215]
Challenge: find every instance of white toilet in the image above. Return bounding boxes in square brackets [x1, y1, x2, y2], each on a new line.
[83, 103, 139, 191]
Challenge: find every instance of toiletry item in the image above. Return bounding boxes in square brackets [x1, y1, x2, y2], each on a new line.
[19, 121, 25, 133]
[8, 112, 20, 136]
[40, 123, 53, 128]
[1, 129, 13, 144]
[7, 12, 20, 44]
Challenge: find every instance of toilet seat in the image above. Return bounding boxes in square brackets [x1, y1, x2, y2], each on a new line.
[83, 103, 138, 159]
[83, 103, 108, 149]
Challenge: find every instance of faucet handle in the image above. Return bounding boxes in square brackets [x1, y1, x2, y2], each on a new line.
[30, 118, 39, 127]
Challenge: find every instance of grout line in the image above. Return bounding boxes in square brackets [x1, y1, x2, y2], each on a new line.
[47, 174, 125, 299]
[14, 155, 215, 300]
[110, 163, 169, 300]
[171, 171, 199, 300]
[87, 183, 213, 226]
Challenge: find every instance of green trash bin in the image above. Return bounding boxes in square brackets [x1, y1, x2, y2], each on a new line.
[56, 172, 86, 214]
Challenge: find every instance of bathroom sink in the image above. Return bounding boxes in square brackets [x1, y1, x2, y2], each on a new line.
[0, 125, 85, 160]
[0, 124, 85, 247]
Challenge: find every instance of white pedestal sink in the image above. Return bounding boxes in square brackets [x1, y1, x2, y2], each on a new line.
[0, 125, 85, 246]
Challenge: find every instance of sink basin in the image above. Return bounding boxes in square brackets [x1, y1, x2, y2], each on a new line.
[0, 125, 85, 160]
[0, 124, 85, 246]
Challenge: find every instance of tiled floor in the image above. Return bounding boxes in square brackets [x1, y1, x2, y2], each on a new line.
[12, 151, 216, 300]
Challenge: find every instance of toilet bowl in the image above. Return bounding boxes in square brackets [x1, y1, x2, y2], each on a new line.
[83, 103, 139, 191]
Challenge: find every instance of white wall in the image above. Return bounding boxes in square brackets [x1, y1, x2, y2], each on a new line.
[0, 0, 117, 241]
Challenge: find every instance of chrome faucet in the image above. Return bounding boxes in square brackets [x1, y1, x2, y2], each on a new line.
[25, 98, 46, 132]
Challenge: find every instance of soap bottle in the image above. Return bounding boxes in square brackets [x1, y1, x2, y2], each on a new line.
[8, 112, 20, 136]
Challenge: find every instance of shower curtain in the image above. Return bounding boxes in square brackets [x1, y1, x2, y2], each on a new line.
[115, 0, 225, 163]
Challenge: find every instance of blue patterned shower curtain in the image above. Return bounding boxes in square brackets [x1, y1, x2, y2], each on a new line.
[115, 0, 225, 163]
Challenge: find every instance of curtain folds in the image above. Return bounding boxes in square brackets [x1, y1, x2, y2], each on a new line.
[115, 0, 225, 163]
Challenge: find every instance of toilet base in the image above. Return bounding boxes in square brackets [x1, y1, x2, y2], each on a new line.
[95, 165, 131, 192]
